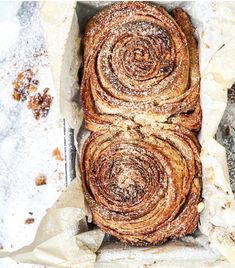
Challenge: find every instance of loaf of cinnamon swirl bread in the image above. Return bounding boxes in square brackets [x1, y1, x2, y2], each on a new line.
[80, 1, 202, 246]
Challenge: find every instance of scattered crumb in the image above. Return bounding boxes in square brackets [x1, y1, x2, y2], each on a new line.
[24, 218, 35, 224]
[12, 69, 53, 120]
[28, 212, 33, 215]
[27, 88, 53, 120]
[35, 175, 47, 186]
[12, 69, 38, 101]
[28, 84, 37, 93]
[0, 243, 3, 250]
[0, 1, 65, 251]
[204, 43, 210, 48]
[52, 147, 64, 161]
[225, 201, 231, 208]
[58, 172, 64, 180]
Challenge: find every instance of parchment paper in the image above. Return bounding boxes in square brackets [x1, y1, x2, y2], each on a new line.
[1, 1, 235, 267]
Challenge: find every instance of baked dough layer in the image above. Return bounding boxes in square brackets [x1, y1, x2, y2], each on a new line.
[81, 2, 201, 132]
[81, 124, 201, 245]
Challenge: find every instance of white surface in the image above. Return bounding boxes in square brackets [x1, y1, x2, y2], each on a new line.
[0, 2, 66, 267]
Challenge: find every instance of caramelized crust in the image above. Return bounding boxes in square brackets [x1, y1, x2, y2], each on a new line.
[81, 2, 201, 132]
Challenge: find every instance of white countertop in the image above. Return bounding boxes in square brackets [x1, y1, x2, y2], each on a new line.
[0, 2, 66, 267]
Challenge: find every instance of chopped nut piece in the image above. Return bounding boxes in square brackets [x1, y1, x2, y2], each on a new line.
[12, 89, 21, 101]
[197, 202, 205, 213]
[35, 175, 47, 186]
[52, 147, 64, 161]
[25, 218, 35, 224]
[27, 88, 53, 120]
[12, 69, 37, 101]
[17, 72, 24, 80]
[28, 84, 37, 93]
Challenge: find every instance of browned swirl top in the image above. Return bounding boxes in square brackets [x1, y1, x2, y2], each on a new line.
[81, 124, 201, 246]
[81, 2, 201, 132]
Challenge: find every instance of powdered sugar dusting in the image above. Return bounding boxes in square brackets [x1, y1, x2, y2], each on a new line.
[0, 3, 65, 266]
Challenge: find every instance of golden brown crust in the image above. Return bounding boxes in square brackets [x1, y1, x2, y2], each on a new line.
[80, 2, 202, 246]
[169, 8, 201, 131]
[80, 124, 201, 246]
[81, 2, 201, 132]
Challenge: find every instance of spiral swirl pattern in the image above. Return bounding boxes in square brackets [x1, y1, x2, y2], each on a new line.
[81, 2, 201, 131]
[81, 124, 201, 245]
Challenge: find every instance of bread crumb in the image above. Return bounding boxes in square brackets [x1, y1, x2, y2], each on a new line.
[12, 69, 38, 101]
[52, 147, 64, 161]
[35, 175, 47, 186]
[24, 218, 35, 224]
[27, 88, 53, 120]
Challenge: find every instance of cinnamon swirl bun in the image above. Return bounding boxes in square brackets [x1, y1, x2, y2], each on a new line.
[81, 2, 201, 132]
[81, 124, 201, 245]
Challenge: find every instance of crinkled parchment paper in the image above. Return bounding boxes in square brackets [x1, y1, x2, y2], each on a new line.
[1, 1, 235, 267]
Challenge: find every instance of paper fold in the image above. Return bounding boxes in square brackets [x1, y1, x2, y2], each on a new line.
[0, 179, 104, 268]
